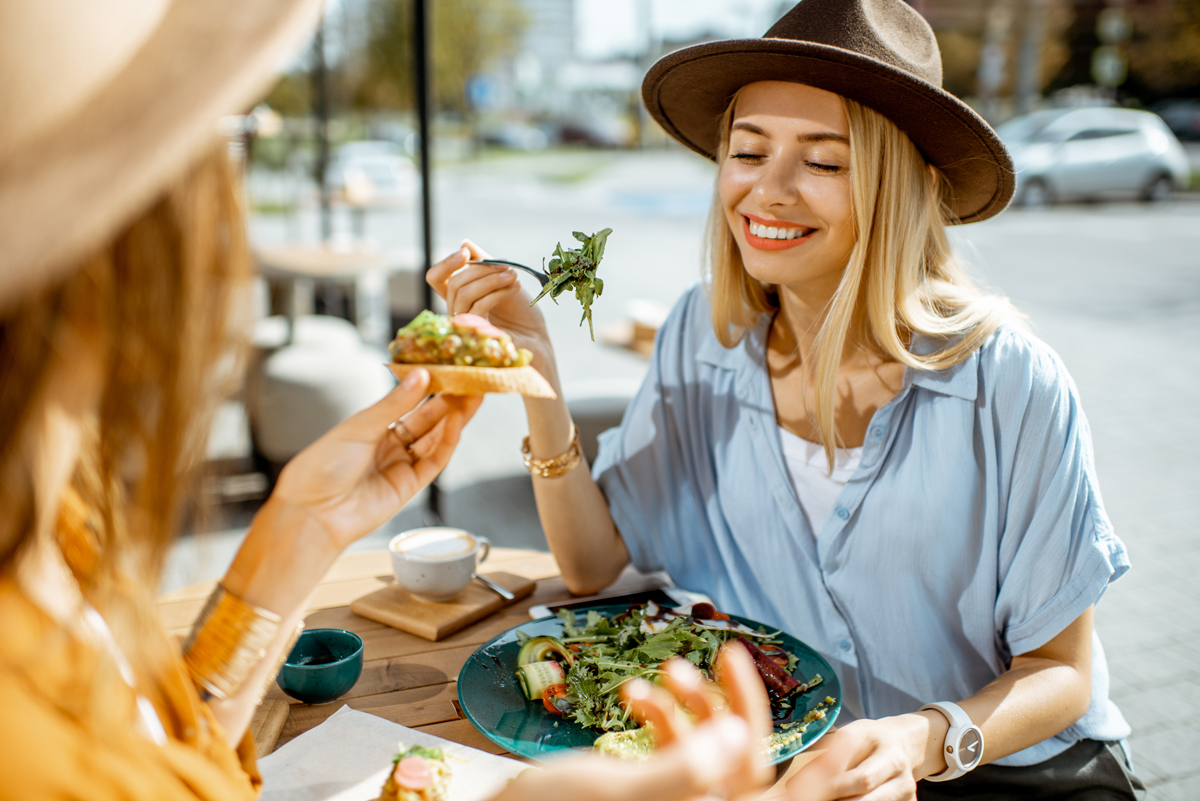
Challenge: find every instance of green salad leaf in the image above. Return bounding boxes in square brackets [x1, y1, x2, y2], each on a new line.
[532, 228, 612, 341]
[546, 605, 740, 733]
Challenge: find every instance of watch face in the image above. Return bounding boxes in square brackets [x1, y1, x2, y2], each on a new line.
[959, 728, 983, 769]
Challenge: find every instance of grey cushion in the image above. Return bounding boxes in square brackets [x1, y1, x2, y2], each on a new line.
[248, 343, 393, 462]
[253, 314, 363, 352]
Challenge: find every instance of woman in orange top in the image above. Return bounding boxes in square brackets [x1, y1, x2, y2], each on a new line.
[0, 1, 772, 800]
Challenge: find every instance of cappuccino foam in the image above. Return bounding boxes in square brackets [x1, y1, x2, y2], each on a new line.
[393, 528, 476, 561]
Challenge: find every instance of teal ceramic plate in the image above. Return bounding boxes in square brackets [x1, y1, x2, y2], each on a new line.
[457, 604, 840, 763]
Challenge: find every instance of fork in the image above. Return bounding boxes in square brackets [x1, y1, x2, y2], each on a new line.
[469, 259, 549, 287]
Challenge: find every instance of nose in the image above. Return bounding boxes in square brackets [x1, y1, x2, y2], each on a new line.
[753, 153, 802, 208]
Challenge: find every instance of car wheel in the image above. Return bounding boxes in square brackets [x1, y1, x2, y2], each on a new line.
[1019, 179, 1052, 208]
[1142, 174, 1173, 203]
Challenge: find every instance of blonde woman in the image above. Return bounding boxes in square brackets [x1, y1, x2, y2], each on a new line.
[0, 1, 774, 799]
[430, 1, 1143, 798]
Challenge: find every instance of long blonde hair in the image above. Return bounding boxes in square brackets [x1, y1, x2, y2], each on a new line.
[707, 91, 1018, 467]
[0, 144, 249, 716]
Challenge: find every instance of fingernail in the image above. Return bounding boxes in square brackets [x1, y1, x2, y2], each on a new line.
[683, 716, 750, 786]
[400, 370, 423, 390]
[669, 660, 702, 686]
[624, 679, 651, 700]
[709, 715, 749, 751]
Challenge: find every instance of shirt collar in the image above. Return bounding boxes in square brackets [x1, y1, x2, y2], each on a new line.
[905, 333, 979, 401]
[696, 313, 770, 370]
[696, 316, 979, 402]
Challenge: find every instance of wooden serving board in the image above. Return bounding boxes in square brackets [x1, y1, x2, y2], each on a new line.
[251, 699, 290, 756]
[350, 571, 535, 642]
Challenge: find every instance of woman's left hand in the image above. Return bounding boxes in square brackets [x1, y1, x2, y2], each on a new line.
[223, 368, 481, 614]
[270, 368, 481, 551]
[784, 718, 924, 801]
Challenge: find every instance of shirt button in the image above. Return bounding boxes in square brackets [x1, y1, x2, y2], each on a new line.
[839, 638, 853, 652]
[836, 507, 849, 520]
[871, 426, 886, 438]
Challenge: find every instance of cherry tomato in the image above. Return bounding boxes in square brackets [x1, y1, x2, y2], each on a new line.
[758, 643, 790, 667]
[542, 684, 570, 715]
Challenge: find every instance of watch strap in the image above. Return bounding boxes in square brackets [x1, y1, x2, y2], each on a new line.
[920, 701, 984, 782]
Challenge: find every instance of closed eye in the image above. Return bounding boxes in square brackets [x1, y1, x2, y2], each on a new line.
[807, 161, 842, 174]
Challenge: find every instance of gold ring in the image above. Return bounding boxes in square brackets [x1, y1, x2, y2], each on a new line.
[388, 420, 419, 458]
[388, 420, 416, 447]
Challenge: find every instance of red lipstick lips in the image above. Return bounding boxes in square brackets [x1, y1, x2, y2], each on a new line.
[741, 215, 813, 251]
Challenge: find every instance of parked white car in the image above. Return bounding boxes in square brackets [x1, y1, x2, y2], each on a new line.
[325, 140, 417, 206]
[997, 107, 1191, 206]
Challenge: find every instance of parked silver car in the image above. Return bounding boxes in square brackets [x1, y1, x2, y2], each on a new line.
[997, 107, 1191, 206]
[325, 140, 417, 206]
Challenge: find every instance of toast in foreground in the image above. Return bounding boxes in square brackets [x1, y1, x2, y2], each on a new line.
[378, 743, 450, 801]
[387, 310, 555, 398]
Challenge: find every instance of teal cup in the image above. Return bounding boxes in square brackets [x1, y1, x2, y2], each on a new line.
[277, 628, 364, 705]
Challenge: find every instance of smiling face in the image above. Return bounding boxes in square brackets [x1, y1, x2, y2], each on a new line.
[718, 81, 856, 295]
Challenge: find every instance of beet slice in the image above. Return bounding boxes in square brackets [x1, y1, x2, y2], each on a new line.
[736, 635, 801, 698]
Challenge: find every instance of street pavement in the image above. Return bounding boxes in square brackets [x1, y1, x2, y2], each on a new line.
[955, 199, 1200, 799]
[172, 150, 1199, 797]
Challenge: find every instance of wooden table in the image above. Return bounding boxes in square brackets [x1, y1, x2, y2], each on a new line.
[156, 548, 663, 756]
[256, 243, 392, 348]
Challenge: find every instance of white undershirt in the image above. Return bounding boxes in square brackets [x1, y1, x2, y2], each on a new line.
[778, 427, 863, 536]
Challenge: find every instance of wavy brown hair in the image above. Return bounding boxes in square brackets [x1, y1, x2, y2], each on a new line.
[0, 144, 249, 705]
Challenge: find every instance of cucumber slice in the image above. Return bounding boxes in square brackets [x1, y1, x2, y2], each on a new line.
[516, 635, 575, 668]
[515, 660, 566, 700]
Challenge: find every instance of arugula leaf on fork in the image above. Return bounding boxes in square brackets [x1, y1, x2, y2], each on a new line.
[531, 228, 612, 341]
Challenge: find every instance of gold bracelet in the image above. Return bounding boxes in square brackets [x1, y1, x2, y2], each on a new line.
[182, 584, 282, 701]
[522, 425, 583, 478]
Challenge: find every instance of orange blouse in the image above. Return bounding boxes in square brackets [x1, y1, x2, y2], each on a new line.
[0, 487, 262, 800]
[0, 576, 262, 800]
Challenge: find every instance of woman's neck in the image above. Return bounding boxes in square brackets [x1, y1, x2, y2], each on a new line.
[768, 281, 905, 447]
[772, 278, 879, 366]
[773, 285, 828, 366]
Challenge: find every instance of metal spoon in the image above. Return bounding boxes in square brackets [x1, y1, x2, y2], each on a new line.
[469, 259, 549, 287]
[474, 572, 515, 601]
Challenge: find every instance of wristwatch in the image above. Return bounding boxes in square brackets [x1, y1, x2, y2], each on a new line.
[920, 702, 984, 782]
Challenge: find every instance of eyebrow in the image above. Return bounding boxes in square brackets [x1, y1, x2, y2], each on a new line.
[730, 120, 849, 144]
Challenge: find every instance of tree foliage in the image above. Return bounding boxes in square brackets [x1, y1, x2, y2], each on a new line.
[356, 0, 527, 114]
[1046, 0, 1200, 102]
[1125, 0, 1200, 100]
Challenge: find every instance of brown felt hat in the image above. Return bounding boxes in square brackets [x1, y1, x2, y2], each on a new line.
[0, 0, 322, 309]
[642, 0, 1015, 223]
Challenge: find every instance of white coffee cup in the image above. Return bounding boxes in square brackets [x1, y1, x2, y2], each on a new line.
[388, 527, 490, 602]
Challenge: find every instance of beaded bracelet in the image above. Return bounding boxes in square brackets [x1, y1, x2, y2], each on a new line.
[182, 584, 282, 700]
[521, 425, 583, 478]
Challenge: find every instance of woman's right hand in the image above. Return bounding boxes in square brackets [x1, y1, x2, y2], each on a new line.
[426, 239, 555, 370]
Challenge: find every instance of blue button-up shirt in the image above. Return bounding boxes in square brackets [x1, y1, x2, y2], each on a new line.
[593, 284, 1131, 766]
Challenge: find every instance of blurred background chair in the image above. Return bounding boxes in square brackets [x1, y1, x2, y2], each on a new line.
[248, 245, 401, 482]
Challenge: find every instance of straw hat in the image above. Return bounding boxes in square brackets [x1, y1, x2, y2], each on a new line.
[642, 0, 1014, 223]
[0, 0, 322, 309]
